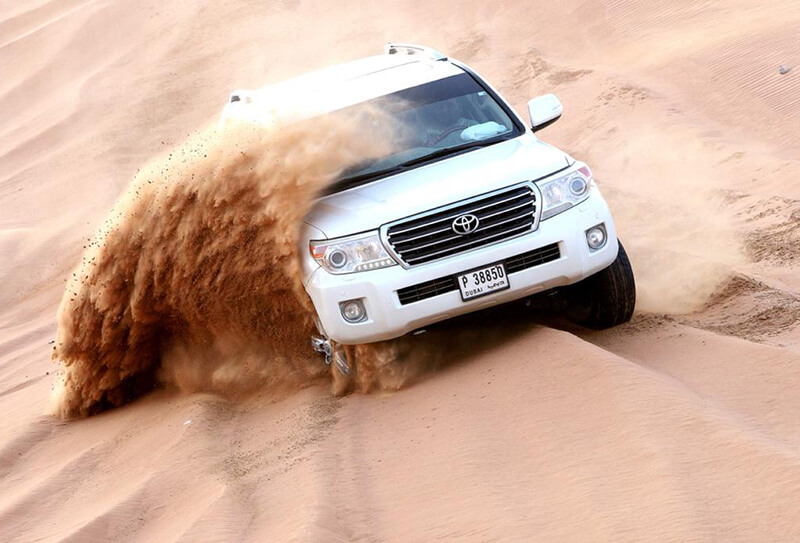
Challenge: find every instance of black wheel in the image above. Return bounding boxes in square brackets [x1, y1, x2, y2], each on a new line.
[564, 240, 636, 329]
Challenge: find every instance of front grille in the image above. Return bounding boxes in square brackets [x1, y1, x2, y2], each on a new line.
[397, 276, 456, 306]
[505, 242, 561, 273]
[396, 242, 561, 305]
[385, 183, 538, 266]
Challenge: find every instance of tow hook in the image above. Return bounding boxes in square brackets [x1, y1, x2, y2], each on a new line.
[311, 335, 333, 364]
[311, 335, 351, 376]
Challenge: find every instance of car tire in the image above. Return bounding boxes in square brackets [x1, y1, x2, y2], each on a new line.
[564, 240, 636, 329]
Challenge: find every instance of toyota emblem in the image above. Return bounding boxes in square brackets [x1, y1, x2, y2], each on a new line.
[451, 213, 480, 235]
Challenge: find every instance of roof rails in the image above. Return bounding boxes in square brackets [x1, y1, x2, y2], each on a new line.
[384, 42, 447, 62]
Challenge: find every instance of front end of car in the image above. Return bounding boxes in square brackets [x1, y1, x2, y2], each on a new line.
[303, 161, 619, 344]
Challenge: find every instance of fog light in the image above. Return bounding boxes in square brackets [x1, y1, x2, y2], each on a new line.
[586, 225, 607, 249]
[340, 299, 366, 323]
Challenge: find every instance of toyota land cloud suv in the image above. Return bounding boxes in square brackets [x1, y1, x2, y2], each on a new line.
[222, 43, 635, 373]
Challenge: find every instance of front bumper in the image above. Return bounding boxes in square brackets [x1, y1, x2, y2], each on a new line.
[304, 192, 619, 344]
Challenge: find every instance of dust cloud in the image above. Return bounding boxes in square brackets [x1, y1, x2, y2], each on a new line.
[596, 132, 747, 315]
[51, 115, 389, 419]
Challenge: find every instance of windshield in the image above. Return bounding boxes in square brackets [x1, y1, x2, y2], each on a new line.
[330, 73, 523, 191]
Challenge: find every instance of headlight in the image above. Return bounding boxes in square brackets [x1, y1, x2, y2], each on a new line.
[309, 231, 398, 274]
[537, 164, 593, 220]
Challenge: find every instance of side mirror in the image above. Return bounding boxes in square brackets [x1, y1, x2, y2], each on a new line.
[527, 94, 563, 132]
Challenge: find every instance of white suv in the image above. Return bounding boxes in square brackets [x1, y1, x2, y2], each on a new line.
[225, 44, 635, 372]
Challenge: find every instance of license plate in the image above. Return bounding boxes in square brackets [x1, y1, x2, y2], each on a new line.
[457, 263, 510, 301]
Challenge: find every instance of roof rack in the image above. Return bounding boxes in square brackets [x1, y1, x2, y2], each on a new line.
[384, 42, 447, 61]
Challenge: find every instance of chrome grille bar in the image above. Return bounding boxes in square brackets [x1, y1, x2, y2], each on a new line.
[403, 222, 533, 264]
[383, 182, 540, 267]
[387, 190, 532, 237]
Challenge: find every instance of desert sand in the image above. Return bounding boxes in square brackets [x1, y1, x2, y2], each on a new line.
[2, 0, 800, 541]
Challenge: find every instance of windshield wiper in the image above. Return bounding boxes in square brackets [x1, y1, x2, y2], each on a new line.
[331, 135, 512, 192]
[399, 139, 496, 168]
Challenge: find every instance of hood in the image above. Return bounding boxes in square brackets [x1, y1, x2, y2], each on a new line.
[304, 135, 572, 239]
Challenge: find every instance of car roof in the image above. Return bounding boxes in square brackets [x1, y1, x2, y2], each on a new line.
[221, 54, 464, 126]
[266, 54, 460, 92]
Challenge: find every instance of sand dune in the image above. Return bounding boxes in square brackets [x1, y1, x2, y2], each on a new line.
[2, 0, 800, 541]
